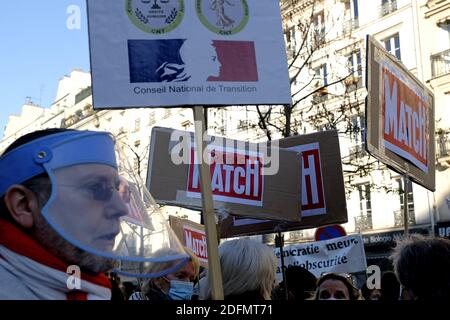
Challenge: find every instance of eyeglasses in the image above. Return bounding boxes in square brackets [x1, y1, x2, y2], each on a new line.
[69, 181, 121, 201]
[36, 181, 121, 202]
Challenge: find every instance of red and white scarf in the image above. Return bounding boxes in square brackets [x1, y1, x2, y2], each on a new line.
[0, 220, 111, 300]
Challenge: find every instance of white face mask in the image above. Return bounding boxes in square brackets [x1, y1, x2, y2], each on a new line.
[168, 280, 194, 300]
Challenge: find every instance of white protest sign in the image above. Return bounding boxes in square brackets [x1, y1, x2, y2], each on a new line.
[274, 235, 367, 281]
[87, 0, 291, 108]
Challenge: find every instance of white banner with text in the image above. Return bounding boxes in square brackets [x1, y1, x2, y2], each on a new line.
[273, 234, 367, 281]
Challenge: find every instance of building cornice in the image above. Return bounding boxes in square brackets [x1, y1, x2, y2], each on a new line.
[425, 0, 450, 19]
[281, 0, 316, 21]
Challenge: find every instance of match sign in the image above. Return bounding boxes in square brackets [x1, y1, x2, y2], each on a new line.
[220, 130, 347, 237]
[366, 35, 435, 191]
[146, 127, 302, 222]
[169, 216, 208, 268]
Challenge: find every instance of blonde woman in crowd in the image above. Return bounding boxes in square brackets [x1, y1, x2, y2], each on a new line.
[200, 238, 277, 300]
[313, 273, 362, 300]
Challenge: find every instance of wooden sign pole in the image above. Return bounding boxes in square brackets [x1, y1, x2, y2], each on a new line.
[192, 106, 224, 299]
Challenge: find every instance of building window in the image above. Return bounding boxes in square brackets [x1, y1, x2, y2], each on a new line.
[380, 0, 397, 17]
[347, 50, 362, 78]
[345, 50, 363, 90]
[350, 114, 365, 144]
[343, 0, 359, 33]
[285, 25, 297, 57]
[394, 177, 416, 226]
[351, 0, 359, 19]
[312, 64, 328, 104]
[314, 64, 328, 87]
[431, 49, 450, 78]
[134, 118, 141, 132]
[313, 11, 325, 47]
[431, 21, 450, 78]
[439, 20, 450, 46]
[384, 33, 401, 60]
[355, 183, 373, 231]
[316, 123, 331, 131]
[164, 109, 172, 119]
[398, 179, 414, 213]
[358, 183, 372, 216]
[148, 112, 156, 126]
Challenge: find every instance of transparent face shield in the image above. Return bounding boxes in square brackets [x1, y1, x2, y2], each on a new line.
[25, 132, 189, 278]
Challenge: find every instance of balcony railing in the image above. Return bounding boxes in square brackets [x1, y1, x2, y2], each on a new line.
[394, 210, 416, 227]
[349, 144, 367, 161]
[237, 119, 249, 130]
[60, 107, 95, 128]
[436, 131, 450, 158]
[344, 75, 363, 92]
[74, 86, 92, 105]
[431, 49, 450, 78]
[286, 43, 296, 60]
[354, 215, 373, 232]
[312, 87, 328, 104]
[342, 18, 359, 34]
[379, 0, 397, 17]
[312, 28, 326, 47]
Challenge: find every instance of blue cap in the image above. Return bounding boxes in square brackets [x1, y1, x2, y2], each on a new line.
[0, 130, 117, 196]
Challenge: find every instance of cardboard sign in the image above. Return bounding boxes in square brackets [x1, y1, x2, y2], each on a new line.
[87, 0, 291, 108]
[169, 216, 208, 268]
[187, 147, 264, 207]
[220, 130, 347, 238]
[366, 35, 435, 190]
[273, 235, 367, 281]
[146, 127, 302, 222]
[382, 67, 429, 172]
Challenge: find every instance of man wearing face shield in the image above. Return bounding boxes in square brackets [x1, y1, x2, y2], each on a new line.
[0, 129, 189, 299]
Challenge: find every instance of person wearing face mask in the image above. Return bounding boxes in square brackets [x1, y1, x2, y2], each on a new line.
[313, 273, 361, 300]
[129, 247, 200, 300]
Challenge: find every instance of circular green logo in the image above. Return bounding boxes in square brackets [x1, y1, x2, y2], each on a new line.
[126, 0, 184, 34]
[196, 0, 249, 35]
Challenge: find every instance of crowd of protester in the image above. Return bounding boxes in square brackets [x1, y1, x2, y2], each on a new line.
[0, 129, 449, 300]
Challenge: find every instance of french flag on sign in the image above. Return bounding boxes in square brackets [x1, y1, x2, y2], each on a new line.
[208, 40, 259, 82]
[128, 39, 258, 83]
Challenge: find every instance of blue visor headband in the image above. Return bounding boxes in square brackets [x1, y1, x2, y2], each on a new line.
[0, 130, 117, 196]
